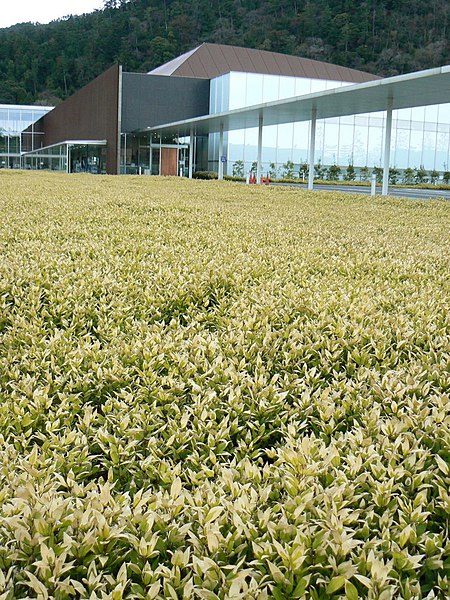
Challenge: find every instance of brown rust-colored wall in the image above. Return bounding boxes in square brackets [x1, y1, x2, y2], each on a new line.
[26, 64, 121, 174]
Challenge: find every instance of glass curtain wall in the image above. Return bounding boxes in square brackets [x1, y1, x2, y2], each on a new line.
[22, 142, 106, 174]
[0, 104, 53, 168]
[22, 143, 68, 171]
[120, 132, 190, 176]
[208, 72, 450, 177]
[69, 144, 107, 174]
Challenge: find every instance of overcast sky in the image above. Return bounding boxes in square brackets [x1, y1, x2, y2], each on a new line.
[0, 0, 104, 29]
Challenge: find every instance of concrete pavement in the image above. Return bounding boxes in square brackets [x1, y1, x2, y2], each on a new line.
[272, 182, 450, 201]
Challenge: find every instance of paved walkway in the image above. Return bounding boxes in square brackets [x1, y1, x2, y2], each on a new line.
[273, 182, 450, 201]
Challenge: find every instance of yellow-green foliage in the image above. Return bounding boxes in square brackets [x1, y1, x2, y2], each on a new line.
[0, 171, 449, 599]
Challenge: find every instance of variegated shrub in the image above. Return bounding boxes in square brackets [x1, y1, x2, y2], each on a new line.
[0, 171, 449, 599]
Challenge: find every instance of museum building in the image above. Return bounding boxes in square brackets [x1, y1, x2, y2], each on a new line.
[8, 43, 450, 177]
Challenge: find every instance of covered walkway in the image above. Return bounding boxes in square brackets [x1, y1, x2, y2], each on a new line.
[143, 65, 450, 196]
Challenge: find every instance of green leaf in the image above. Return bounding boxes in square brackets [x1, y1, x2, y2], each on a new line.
[272, 587, 287, 600]
[435, 455, 449, 476]
[292, 577, 307, 598]
[326, 576, 346, 594]
[345, 580, 358, 600]
[205, 506, 224, 523]
[170, 477, 182, 498]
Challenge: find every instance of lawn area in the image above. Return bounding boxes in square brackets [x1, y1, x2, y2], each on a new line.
[0, 171, 449, 599]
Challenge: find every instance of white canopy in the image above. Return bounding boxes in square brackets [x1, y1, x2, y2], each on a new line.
[143, 65, 450, 136]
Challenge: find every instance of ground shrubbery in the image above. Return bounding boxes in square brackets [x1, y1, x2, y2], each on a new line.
[0, 172, 449, 599]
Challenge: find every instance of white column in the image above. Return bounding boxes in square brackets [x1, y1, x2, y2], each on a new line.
[149, 134, 152, 175]
[371, 173, 377, 196]
[124, 134, 127, 175]
[218, 123, 224, 180]
[257, 114, 263, 184]
[382, 97, 393, 196]
[159, 134, 162, 176]
[188, 126, 194, 179]
[308, 107, 317, 191]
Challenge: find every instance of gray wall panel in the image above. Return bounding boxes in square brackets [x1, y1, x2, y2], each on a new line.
[121, 73, 209, 133]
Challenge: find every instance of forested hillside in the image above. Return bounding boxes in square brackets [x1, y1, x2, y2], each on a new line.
[1, 0, 449, 105]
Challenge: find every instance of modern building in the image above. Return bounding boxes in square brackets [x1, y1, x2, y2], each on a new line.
[21, 61, 209, 175]
[14, 43, 450, 180]
[0, 104, 53, 169]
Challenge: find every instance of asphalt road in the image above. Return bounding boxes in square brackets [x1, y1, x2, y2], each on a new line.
[272, 182, 450, 201]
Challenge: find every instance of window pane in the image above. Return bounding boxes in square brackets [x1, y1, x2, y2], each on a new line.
[262, 75, 280, 102]
[353, 123, 369, 166]
[278, 76, 296, 100]
[367, 125, 383, 166]
[246, 74, 263, 106]
[323, 121, 339, 164]
[295, 78, 311, 96]
[229, 73, 247, 110]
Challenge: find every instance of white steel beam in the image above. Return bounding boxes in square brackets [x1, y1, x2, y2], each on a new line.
[218, 123, 224, 180]
[257, 114, 263, 183]
[149, 134, 152, 174]
[188, 126, 194, 179]
[308, 106, 317, 191]
[382, 97, 393, 196]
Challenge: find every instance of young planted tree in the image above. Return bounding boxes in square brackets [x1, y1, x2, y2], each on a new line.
[269, 162, 278, 179]
[282, 159, 295, 179]
[429, 169, 439, 184]
[403, 167, 415, 185]
[298, 162, 309, 181]
[327, 164, 341, 181]
[344, 164, 356, 181]
[373, 166, 383, 183]
[315, 159, 326, 180]
[414, 165, 428, 184]
[389, 167, 400, 185]
[232, 160, 244, 178]
[360, 166, 370, 182]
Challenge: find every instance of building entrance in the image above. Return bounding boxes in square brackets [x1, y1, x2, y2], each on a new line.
[160, 147, 178, 176]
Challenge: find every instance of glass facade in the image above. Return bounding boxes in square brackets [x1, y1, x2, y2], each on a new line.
[120, 132, 189, 176]
[5, 70, 448, 179]
[22, 142, 107, 174]
[208, 72, 450, 177]
[0, 104, 53, 169]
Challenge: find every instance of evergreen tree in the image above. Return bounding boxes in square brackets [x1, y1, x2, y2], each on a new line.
[389, 167, 399, 185]
[328, 164, 341, 181]
[0, 0, 448, 104]
[282, 159, 295, 179]
[344, 164, 356, 181]
[360, 166, 370, 182]
[403, 167, 414, 185]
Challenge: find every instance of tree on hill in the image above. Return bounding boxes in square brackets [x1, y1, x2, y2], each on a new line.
[0, 0, 448, 104]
